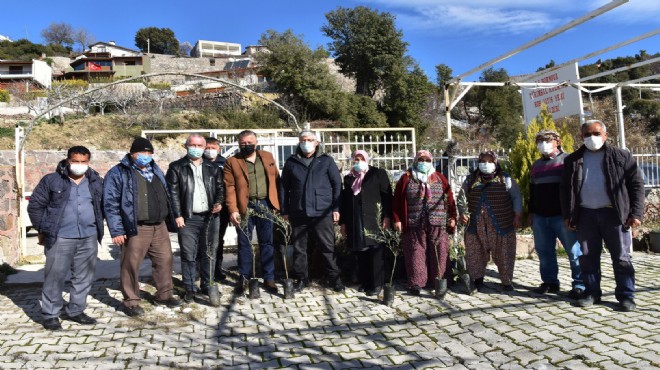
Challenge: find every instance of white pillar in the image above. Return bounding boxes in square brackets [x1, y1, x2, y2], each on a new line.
[615, 86, 626, 149]
[444, 85, 452, 140]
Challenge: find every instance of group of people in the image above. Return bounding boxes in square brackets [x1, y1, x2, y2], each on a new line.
[27, 119, 643, 331]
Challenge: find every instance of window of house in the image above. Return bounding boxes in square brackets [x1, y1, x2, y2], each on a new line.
[209, 58, 215, 66]
[9, 66, 23, 74]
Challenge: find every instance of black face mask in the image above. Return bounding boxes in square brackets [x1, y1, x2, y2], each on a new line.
[239, 145, 256, 156]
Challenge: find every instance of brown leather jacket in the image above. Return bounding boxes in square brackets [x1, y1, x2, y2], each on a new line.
[224, 150, 280, 215]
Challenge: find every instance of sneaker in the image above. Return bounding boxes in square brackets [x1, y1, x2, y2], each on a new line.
[234, 277, 249, 295]
[619, 298, 636, 312]
[568, 288, 585, 300]
[214, 270, 227, 282]
[533, 283, 560, 294]
[124, 306, 145, 317]
[183, 290, 195, 303]
[501, 284, 514, 292]
[357, 285, 366, 293]
[63, 312, 97, 325]
[153, 297, 184, 308]
[42, 317, 62, 331]
[576, 294, 601, 307]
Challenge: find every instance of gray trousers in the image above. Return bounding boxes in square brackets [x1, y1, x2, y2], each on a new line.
[42, 234, 98, 319]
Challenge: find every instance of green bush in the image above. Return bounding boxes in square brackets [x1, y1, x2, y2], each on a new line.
[505, 105, 574, 213]
[0, 127, 13, 138]
[0, 89, 9, 103]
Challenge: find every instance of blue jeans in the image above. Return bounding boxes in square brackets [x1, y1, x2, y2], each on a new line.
[576, 207, 635, 301]
[237, 200, 275, 281]
[42, 234, 98, 319]
[532, 215, 584, 290]
[178, 214, 219, 291]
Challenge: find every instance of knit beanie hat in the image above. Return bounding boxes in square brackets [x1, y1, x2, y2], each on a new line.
[130, 137, 154, 153]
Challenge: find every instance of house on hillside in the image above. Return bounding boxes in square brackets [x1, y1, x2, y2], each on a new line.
[0, 59, 52, 92]
[59, 41, 151, 81]
[0, 34, 11, 42]
[173, 58, 271, 95]
[191, 40, 242, 58]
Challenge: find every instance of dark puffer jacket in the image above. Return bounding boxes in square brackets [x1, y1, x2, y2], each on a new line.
[166, 156, 224, 219]
[103, 154, 176, 238]
[280, 148, 342, 219]
[27, 160, 104, 248]
[560, 144, 645, 226]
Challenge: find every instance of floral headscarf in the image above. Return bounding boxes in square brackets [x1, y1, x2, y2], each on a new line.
[349, 150, 369, 195]
[412, 149, 434, 198]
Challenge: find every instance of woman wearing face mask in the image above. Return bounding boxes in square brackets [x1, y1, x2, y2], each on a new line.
[459, 151, 523, 293]
[393, 150, 457, 296]
[339, 150, 393, 296]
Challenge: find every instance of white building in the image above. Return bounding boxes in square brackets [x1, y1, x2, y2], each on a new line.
[0, 34, 11, 42]
[191, 40, 242, 58]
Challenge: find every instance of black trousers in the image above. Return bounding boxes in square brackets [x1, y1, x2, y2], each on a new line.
[214, 206, 230, 276]
[356, 246, 384, 290]
[291, 215, 340, 282]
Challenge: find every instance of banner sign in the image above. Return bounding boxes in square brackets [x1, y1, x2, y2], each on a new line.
[521, 63, 583, 124]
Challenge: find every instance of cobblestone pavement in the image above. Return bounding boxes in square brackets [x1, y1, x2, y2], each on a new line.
[1, 252, 658, 369]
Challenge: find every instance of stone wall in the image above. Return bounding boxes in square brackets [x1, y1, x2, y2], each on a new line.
[0, 165, 18, 266]
[147, 54, 233, 84]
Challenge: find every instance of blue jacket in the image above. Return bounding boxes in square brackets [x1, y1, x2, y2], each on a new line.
[27, 160, 104, 248]
[103, 154, 176, 238]
[280, 148, 342, 218]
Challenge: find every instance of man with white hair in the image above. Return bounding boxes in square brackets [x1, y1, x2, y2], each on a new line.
[166, 134, 224, 302]
[280, 130, 345, 293]
[560, 120, 644, 312]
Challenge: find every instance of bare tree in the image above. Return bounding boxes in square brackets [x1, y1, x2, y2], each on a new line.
[107, 83, 147, 115]
[179, 41, 193, 57]
[41, 22, 74, 48]
[46, 80, 89, 124]
[73, 28, 96, 52]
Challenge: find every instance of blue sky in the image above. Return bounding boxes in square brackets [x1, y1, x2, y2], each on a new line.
[1, 0, 658, 81]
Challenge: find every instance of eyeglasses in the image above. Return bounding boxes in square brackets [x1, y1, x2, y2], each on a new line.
[418, 159, 433, 163]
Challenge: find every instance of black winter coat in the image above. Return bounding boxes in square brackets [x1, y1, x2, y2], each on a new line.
[280, 149, 342, 218]
[28, 160, 104, 248]
[166, 156, 224, 219]
[339, 166, 393, 251]
[560, 143, 645, 226]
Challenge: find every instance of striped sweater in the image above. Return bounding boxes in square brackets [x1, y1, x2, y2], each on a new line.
[529, 151, 566, 217]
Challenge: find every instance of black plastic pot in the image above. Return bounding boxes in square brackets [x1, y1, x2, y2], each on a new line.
[248, 278, 261, 299]
[283, 278, 295, 299]
[382, 284, 395, 306]
[434, 278, 448, 300]
[207, 284, 221, 307]
[459, 274, 472, 295]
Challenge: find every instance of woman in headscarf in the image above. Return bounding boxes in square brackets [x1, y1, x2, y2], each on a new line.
[393, 150, 456, 296]
[339, 150, 393, 296]
[459, 151, 523, 292]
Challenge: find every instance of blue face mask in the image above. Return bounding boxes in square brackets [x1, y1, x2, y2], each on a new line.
[135, 154, 152, 167]
[187, 147, 204, 159]
[300, 141, 315, 154]
[416, 162, 432, 174]
[353, 161, 368, 172]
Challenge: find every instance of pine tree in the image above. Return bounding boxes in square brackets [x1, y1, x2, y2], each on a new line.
[506, 105, 574, 213]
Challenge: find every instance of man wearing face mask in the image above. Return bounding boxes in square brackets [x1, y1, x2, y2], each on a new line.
[203, 137, 230, 282]
[28, 146, 104, 330]
[560, 120, 644, 312]
[166, 134, 224, 302]
[104, 137, 183, 317]
[529, 130, 584, 300]
[280, 130, 345, 293]
[224, 130, 280, 295]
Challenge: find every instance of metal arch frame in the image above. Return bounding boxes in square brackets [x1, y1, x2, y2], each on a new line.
[442, 0, 658, 143]
[14, 71, 300, 257]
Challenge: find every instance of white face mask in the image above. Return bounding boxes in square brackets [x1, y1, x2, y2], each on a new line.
[69, 164, 88, 176]
[537, 142, 554, 156]
[478, 162, 496, 174]
[584, 136, 604, 151]
[300, 141, 315, 154]
[204, 149, 218, 159]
